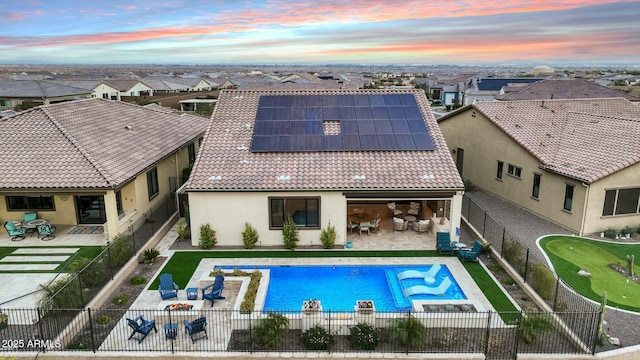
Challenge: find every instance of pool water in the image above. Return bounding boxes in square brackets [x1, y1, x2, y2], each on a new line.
[215, 264, 466, 312]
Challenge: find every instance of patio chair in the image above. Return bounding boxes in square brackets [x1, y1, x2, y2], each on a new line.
[369, 215, 380, 232]
[126, 314, 157, 343]
[4, 222, 26, 241]
[393, 217, 407, 232]
[347, 218, 359, 234]
[201, 274, 225, 306]
[413, 219, 430, 233]
[407, 202, 421, 217]
[387, 202, 403, 218]
[36, 223, 56, 241]
[436, 232, 454, 254]
[23, 212, 37, 223]
[158, 273, 179, 300]
[183, 316, 208, 343]
[359, 221, 370, 235]
[458, 240, 484, 262]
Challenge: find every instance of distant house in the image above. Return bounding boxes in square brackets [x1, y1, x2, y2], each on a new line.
[438, 98, 640, 235]
[463, 78, 541, 105]
[0, 80, 92, 110]
[46, 80, 122, 100]
[186, 89, 465, 247]
[103, 80, 154, 97]
[496, 79, 640, 102]
[0, 98, 208, 239]
[206, 78, 234, 89]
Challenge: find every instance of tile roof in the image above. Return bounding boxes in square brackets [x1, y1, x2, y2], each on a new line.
[469, 98, 640, 183]
[0, 80, 91, 98]
[0, 98, 209, 190]
[187, 89, 464, 191]
[496, 79, 640, 101]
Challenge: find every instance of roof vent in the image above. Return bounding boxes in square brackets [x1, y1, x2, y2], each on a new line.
[237, 145, 248, 150]
[353, 175, 366, 180]
[277, 175, 291, 181]
[422, 174, 435, 180]
[125, 125, 133, 131]
[208, 175, 222, 180]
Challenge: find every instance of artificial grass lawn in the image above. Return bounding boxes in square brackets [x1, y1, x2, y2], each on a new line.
[0, 246, 103, 273]
[150, 250, 518, 318]
[462, 261, 519, 323]
[540, 235, 640, 312]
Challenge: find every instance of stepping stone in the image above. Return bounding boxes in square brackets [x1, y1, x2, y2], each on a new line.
[0, 255, 71, 263]
[13, 248, 79, 254]
[0, 264, 60, 271]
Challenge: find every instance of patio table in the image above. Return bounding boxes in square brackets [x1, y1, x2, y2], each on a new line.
[24, 219, 48, 237]
[164, 322, 178, 339]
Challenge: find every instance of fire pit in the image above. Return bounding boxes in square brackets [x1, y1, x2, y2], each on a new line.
[164, 303, 193, 311]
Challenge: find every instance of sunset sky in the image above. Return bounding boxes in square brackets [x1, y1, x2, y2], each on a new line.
[1, 0, 639, 65]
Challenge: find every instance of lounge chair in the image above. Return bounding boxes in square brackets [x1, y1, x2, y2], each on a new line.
[458, 240, 483, 262]
[436, 232, 454, 254]
[402, 277, 452, 297]
[397, 262, 441, 285]
[202, 274, 225, 306]
[126, 314, 157, 343]
[4, 221, 26, 241]
[183, 316, 208, 343]
[393, 217, 407, 232]
[158, 273, 179, 300]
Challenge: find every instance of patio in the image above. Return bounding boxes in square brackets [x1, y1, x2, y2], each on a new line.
[0, 224, 108, 247]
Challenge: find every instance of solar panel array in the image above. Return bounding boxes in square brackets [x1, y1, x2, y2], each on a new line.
[251, 94, 435, 152]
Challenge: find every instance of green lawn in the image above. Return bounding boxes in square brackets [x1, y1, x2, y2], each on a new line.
[150, 250, 518, 318]
[0, 246, 103, 273]
[540, 235, 640, 312]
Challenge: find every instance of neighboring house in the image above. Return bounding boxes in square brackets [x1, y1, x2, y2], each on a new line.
[437, 98, 640, 235]
[0, 80, 92, 110]
[206, 78, 235, 89]
[496, 79, 640, 102]
[140, 78, 190, 93]
[0, 98, 208, 239]
[103, 80, 154, 97]
[44, 80, 122, 100]
[186, 89, 465, 247]
[463, 78, 541, 105]
[143, 77, 211, 92]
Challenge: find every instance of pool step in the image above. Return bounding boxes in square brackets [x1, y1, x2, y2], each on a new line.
[385, 269, 411, 309]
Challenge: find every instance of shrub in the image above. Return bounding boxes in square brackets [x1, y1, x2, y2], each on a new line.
[70, 256, 107, 288]
[242, 222, 259, 249]
[199, 223, 217, 249]
[431, 328, 462, 349]
[239, 270, 262, 314]
[519, 311, 552, 344]
[320, 222, 336, 249]
[529, 263, 556, 300]
[503, 239, 525, 275]
[488, 264, 503, 272]
[388, 314, 428, 350]
[501, 278, 515, 286]
[176, 220, 189, 241]
[109, 233, 134, 267]
[622, 225, 634, 236]
[282, 215, 299, 250]
[143, 248, 160, 263]
[96, 315, 112, 325]
[302, 325, 334, 350]
[254, 312, 289, 349]
[113, 295, 128, 305]
[463, 178, 477, 192]
[603, 228, 617, 239]
[350, 322, 379, 350]
[39, 277, 83, 310]
[130, 275, 147, 285]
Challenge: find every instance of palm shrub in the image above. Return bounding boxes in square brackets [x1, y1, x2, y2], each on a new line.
[350, 322, 379, 350]
[254, 312, 289, 349]
[529, 263, 556, 300]
[388, 314, 428, 350]
[199, 223, 217, 249]
[143, 248, 160, 263]
[518, 310, 552, 344]
[282, 215, 299, 250]
[242, 222, 259, 249]
[320, 222, 336, 249]
[302, 325, 334, 350]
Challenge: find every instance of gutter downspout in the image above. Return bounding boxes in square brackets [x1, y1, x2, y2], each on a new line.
[580, 182, 590, 236]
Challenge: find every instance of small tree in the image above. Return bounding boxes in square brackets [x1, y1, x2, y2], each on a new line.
[282, 215, 299, 250]
[518, 310, 552, 344]
[176, 220, 189, 241]
[254, 312, 289, 349]
[199, 223, 217, 249]
[242, 222, 259, 249]
[529, 263, 556, 300]
[320, 222, 336, 249]
[388, 314, 428, 350]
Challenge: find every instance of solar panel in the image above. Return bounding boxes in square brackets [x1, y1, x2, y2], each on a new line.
[251, 94, 435, 152]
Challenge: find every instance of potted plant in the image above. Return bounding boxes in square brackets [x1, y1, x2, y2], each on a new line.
[356, 300, 375, 314]
[302, 299, 321, 314]
[0, 311, 8, 330]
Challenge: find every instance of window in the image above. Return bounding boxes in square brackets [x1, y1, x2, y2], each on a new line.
[116, 191, 124, 216]
[269, 197, 320, 229]
[603, 188, 640, 216]
[496, 161, 504, 180]
[507, 164, 522, 178]
[188, 143, 196, 165]
[563, 184, 574, 212]
[6, 195, 54, 210]
[147, 168, 159, 200]
[102, 93, 109, 99]
[0, 99, 10, 107]
[532, 173, 541, 199]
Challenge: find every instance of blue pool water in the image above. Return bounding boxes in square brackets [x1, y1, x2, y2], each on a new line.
[215, 264, 466, 312]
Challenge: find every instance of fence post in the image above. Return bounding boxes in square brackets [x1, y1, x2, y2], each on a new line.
[249, 310, 253, 354]
[77, 275, 85, 307]
[37, 307, 46, 353]
[168, 309, 174, 353]
[106, 241, 114, 280]
[405, 311, 410, 355]
[552, 278, 561, 310]
[483, 311, 492, 357]
[87, 308, 97, 353]
[513, 311, 523, 360]
[500, 228, 506, 258]
[523, 248, 530, 281]
[482, 211, 487, 237]
[130, 225, 137, 254]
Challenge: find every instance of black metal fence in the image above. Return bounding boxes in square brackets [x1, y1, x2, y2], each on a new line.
[0, 308, 598, 357]
[461, 194, 600, 351]
[36, 190, 177, 312]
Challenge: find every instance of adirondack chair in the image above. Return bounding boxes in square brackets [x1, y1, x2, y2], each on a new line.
[158, 273, 179, 300]
[126, 314, 157, 343]
[183, 316, 208, 343]
[458, 240, 484, 262]
[201, 274, 225, 306]
[436, 232, 454, 254]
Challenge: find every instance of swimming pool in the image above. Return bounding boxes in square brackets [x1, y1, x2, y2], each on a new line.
[215, 264, 466, 312]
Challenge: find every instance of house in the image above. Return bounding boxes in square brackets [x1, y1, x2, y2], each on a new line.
[186, 89, 465, 247]
[103, 80, 154, 97]
[43, 80, 122, 100]
[0, 80, 92, 110]
[0, 98, 208, 239]
[437, 98, 640, 235]
[496, 79, 640, 102]
[463, 78, 542, 105]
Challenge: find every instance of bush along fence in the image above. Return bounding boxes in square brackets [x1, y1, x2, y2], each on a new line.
[461, 194, 601, 351]
[0, 307, 599, 357]
[37, 190, 177, 312]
